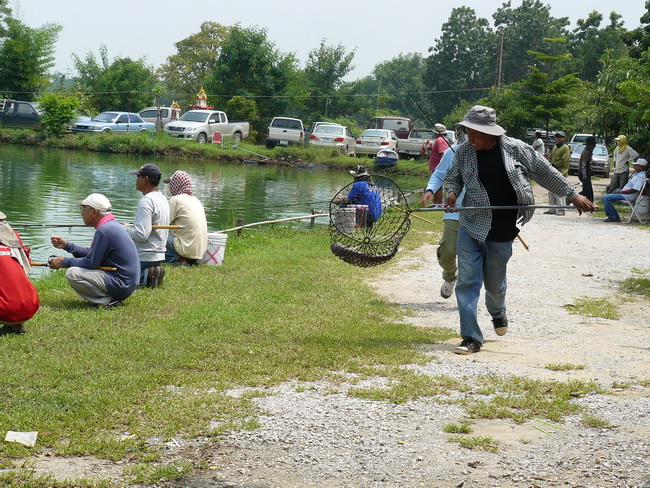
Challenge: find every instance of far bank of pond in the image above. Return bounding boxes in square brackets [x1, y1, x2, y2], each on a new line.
[0, 142, 430, 276]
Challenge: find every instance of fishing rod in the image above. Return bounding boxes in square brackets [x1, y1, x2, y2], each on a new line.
[412, 204, 595, 212]
[11, 224, 183, 229]
[31, 262, 117, 272]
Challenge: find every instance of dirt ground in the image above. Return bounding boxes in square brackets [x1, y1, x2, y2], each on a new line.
[23, 176, 650, 487]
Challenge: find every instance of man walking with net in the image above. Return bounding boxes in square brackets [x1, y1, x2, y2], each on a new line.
[444, 106, 596, 355]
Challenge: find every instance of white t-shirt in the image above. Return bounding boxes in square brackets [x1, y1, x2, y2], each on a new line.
[533, 137, 544, 155]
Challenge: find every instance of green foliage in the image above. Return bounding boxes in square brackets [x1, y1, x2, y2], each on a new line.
[38, 93, 80, 137]
[545, 363, 586, 371]
[225, 96, 259, 140]
[303, 39, 356, 118]
[493, 0, 570, 84]
[205, 25, 301, 136]
[443, 423, 472, 434]
[72, 45, 157, 113]
[581, 414, 614, 429]
[0, 18, 61, 100]
[424, 7, 496, 120]
[157, 22, 231, 107]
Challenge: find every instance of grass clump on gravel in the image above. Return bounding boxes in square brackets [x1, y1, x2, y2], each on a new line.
[563, 297, 621, 320]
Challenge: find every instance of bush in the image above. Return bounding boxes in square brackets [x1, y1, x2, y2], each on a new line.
[38, 93, 80, 137]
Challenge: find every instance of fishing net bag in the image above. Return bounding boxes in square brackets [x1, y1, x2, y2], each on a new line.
[329, 175, 411, 267]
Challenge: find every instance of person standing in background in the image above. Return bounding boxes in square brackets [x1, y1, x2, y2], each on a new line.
[608, 135, 639, 193]
[546, 131, 571, 215]
[578, 136, 595, 203]
[532, 131, 545, 156]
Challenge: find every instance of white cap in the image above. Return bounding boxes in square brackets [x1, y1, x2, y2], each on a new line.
[634, 158, 647, 168]
[75, 193, 111, 212]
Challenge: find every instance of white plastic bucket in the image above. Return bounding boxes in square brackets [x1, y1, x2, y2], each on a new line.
[334, 207, 357, 234]
[202, 232, 228, 265]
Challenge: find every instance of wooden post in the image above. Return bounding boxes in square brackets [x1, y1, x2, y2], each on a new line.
[236, 218, 244, 237]
[310, 209, 316, 229]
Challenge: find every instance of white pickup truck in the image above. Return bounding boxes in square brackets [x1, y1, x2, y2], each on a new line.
[396, 128, 457, 159]
[164, 110, 250, 144]
[265, 117, 305, 148]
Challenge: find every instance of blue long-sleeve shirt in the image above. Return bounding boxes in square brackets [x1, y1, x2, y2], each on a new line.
[63, 219, 140, 300]
[426, 144, 464, 221]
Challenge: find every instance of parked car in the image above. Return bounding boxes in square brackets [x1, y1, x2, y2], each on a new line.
[0, 99, 43, 129]
[164, 110, 250, 143]
[71, 112, 155, 134]
[308, 124, 355, 155]
[355, 129, 398, 157]
[306, 121, 339, 135]
[265, 117, 304, 148]
[568, 133, 605, 152]
[568, 144, 611, 178]
[366, 116, 412, 140]
[138, 106, 181, 128]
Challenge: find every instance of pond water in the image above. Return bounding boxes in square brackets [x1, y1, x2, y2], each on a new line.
[0, 144, 426, 276]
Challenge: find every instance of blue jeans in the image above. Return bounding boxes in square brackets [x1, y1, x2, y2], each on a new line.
[455, 227, 513, 345]
[601, 193, 626, 220]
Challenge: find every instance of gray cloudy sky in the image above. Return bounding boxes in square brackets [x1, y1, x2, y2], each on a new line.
[14, 0, 647, 80]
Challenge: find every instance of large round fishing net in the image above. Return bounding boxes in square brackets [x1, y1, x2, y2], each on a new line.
[329, 175, 411, 267]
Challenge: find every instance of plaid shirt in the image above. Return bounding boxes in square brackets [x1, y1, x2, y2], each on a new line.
[445, 135, 579, 242]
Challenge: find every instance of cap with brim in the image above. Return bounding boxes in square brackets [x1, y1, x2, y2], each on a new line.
[433, 123, 447, 135]
[614, 135, 625, 141]
[0, 211, 6, 220]
[634, 158, 647, 168]
[554, 131, 565, 138]
[456, 105, 505, 136]
[75, 193, 112, 212]
[129, 163, 161, 179]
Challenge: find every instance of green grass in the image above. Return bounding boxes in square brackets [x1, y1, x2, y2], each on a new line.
[448, 435, 499, 452]
[545, 363, 586, 371]
[0, 226, 442, 483]
[620, 268, 650, 299]
[563, 297, 621, 320]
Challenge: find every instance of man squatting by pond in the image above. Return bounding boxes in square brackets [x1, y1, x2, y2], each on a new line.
[49, 193, 140, 308]
[444, 105, 596, 355]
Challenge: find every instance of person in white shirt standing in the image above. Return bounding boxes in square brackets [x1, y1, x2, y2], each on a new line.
[532, 131, 545, 156]
[126, 164, 170, 288]
[164, 170, 208, 266]
[608, 135, 639, 193]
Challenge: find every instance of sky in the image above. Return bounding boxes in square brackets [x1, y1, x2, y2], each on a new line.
[13, 0, 648, 81]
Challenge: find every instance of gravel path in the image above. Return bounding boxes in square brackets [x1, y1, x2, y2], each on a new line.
[32, 180, 650, 488]
[174, 189, 650, 488]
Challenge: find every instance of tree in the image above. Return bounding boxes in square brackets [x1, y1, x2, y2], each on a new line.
[0, 0, 11, 38]
[493, 0, 570, 84]
[205, 25, 301, 137]
[354, 53, 428, 126]
[303, 40, 355, 117]
[157, 22, 231, 106]
[424, 7, 497, 121]
[38, 93, 80, 137]
[622, 1, 650, 58]
[570, 11, 628, 82]
[0, 18, 61, 100]
[593, 52, 650, 153]
[72, 46, 157, 113]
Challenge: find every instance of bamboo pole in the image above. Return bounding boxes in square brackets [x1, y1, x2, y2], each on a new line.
[219, 213, 329, 233]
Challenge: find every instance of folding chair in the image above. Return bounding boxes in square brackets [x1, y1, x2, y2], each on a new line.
[621, 173, 650, 224]
[212, 131, 223, 147]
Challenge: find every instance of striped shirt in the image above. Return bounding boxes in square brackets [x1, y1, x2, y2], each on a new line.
[445, 135, 579, 242]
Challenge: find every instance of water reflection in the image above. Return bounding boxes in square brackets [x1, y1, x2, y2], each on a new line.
[0, 144, 425, 277]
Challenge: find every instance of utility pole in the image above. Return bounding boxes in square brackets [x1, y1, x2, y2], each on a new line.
[496, 31, 504, 89]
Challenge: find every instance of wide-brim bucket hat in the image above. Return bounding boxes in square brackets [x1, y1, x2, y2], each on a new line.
[457, 105, 505, 137]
